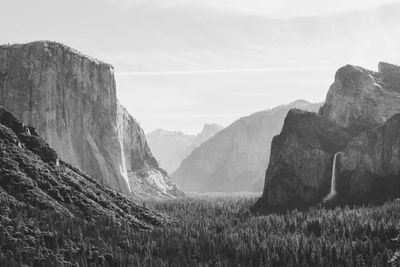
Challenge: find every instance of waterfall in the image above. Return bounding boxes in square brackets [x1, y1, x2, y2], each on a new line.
[324, 152, 340, 202]
[116, 105, 131, 193]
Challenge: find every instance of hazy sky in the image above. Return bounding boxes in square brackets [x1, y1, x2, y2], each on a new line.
[105, 0, 399, 17]
[1, 0, 400, 133]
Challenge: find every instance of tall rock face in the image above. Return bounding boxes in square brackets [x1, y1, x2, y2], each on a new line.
[172, 100, 322, 192]
[258, 109, 351, 210]
[0, 41, 178, 198]
[339, 113, 400, 203]
[254, 62, 400, 212]
[319, 63, 400, 132]
[146, 123, 223, 174]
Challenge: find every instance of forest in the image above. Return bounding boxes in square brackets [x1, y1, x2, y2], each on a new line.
[1, 193, 400, 267]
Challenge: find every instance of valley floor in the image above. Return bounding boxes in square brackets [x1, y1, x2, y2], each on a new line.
[139, 194, 400, 267]
[2, 193, 400, 266]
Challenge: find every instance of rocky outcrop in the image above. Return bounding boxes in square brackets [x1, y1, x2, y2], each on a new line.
[172, 100, 322, 192]
[320, 63, 400, 132]
[339, 113, 400, 203]
[254, 109, 351, 211]
[0, 41, 178, 198]
[254, 63, 400, 212]
[146, 123, 223, 173]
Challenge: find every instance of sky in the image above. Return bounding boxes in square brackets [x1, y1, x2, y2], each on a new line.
[1, 0, 400, 133]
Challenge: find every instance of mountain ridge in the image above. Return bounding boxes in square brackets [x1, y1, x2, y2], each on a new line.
[147, 123, 223, 173]
[172, 100, 323, 192]
[0, 104, 165, 265]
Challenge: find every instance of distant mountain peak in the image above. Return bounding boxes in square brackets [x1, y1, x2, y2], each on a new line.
[172, 101, 322, 192]
[290, 99, 311, 105]
[147, 123, 223, 174]
[202, 123, 224, 129]
[198, 123, 224, 138]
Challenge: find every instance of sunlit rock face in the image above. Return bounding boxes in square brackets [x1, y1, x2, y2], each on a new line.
[128, 169, 182, 199]
[0, 41, 179, 198]
[254, 63, 400, 212]
[320, 63, 400, 132]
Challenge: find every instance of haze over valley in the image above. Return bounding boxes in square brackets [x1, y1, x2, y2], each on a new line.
[2, 0, 400, 266]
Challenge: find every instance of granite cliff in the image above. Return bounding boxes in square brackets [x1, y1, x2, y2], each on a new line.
[172, 100, 322, 192]
[339, 113, 400, 203]
[320, 63, 400, 132]
[146, 123, 223, 174]
[254, 63, 400, 212]
[255, 109, 351, 210]
[0, 41, 179, 198]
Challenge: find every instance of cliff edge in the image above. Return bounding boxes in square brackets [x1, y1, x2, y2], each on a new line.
[0, 41, 179, 198]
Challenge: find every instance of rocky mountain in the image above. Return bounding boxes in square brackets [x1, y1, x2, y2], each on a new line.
[192, 124, 224, 147]
[0, 105, 162, 265]
[172, 100, 322, 192]
[146, 123, 223, 173]
[254, 62, 400, 212]
[0, 41, 179, 198]
[320, 63, 400, 132]
[339, 113, 400, 203]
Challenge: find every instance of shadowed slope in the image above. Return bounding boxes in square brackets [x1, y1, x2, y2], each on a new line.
[0, 105, 163, 265]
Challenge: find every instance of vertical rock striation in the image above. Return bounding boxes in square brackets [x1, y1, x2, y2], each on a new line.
[340, 113, 400, 203]
[258, 109, 350, 210]
[0, 41, 178, 197]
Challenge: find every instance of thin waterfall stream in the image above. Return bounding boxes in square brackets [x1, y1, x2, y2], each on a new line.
[324, 152, 340, 202]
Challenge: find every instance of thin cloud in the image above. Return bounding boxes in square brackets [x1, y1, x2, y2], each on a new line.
[115, 67, 335, 76]
[104, 0, 400, 17]
[136, 113, 246, 117]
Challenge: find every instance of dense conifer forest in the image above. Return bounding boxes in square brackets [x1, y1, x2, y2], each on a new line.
[1, 193, 400, 266]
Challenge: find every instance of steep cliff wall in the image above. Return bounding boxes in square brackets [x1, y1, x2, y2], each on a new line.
[339, 113, 400, 203]
[255, 63, 400, 211]
[0, 41, 178, 197]
[254, 109, 350, 211]
[319, 63, 400, 132]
